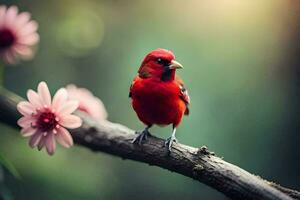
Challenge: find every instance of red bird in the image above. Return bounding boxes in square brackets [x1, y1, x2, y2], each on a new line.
[129, 48, 190, 152]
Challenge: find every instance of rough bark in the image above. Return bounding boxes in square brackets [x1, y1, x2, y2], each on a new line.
[0, 88, 299, 200]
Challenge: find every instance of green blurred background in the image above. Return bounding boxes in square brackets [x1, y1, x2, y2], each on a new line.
[0, 0, 299, 199]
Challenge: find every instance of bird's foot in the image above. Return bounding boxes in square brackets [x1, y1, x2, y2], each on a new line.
[164, 136, 178, 152]
[132, 129, 151, 145]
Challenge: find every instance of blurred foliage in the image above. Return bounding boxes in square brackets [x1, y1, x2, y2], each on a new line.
[0, 166, 15, 200]
[0, 0, 299, 199]
[0, 153, 21, 180]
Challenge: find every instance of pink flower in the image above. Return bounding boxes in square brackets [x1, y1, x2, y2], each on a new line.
[0, 5, 39, 64]
[66, 84, 107, 121]
[17, 82, 82, 155]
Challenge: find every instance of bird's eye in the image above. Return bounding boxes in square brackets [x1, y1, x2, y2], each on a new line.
[156, 58, 169, 66]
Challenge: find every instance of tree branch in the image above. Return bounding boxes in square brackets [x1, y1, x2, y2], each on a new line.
[0, 88, 299, 200]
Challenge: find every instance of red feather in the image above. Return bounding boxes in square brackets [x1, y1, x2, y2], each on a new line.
[130, 49, 189, 127]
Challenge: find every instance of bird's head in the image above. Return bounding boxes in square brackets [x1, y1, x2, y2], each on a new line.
[138, 48, 183, 81]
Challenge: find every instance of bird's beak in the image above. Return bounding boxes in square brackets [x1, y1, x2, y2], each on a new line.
[169, 60, 183, 70]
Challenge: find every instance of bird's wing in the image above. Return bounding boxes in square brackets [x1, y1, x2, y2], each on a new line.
[176, 76, 190, 115]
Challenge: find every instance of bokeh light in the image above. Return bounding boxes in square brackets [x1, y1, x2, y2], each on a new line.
[55, 1, 104, 57]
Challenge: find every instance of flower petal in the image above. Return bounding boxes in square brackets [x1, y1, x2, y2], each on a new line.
[4, 6, 18, 27]
[57, 100, 78, 115]
[45, 134, 56, 155]
[37, 136, 46, 151]
[15, 12, 30, 29]
[0, 6, 7, 26]
[21, 127, 36, 137]
[55, 127, 73, 148]
[52, 88, 68, 111]
[13, 45, 33, 59]
[37, 81, 51, 106]
[17, 101, 35, 116]
[17, 116, 35, 128]
[27, 89, 42, 108]
[65, 84, 108, 121]
[29, 132, 42, 148]
[17, 33, 39, 46]
[92, 99, 108, 121]
[60, 115, 82, 129]
[3, 50, 17, 65]
[18, 20, 38, 36]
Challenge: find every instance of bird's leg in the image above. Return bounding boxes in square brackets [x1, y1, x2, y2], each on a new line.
[164, 126, 178, 152]
[132, 125, 152, 145]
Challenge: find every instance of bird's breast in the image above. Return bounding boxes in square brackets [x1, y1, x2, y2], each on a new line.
[131, 78, 186, 126]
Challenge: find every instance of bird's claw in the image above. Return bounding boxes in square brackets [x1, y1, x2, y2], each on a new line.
[164, 136, 178, 152]
[132, 130, 151, 145]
